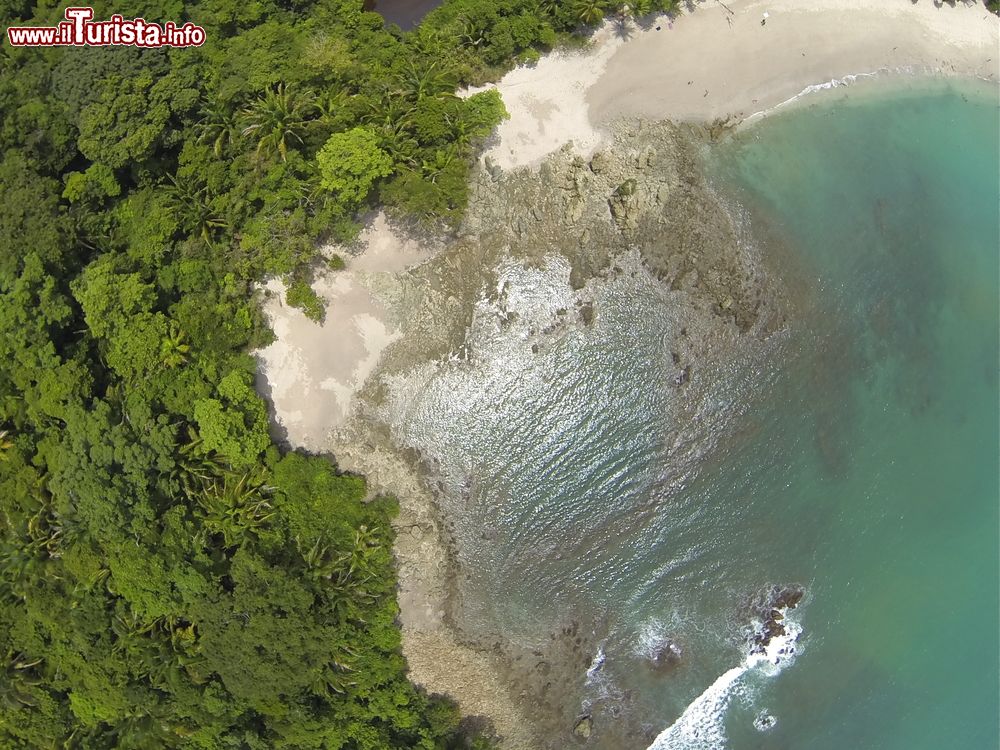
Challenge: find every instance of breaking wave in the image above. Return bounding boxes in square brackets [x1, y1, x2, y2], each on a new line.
[645, 616, 802, 750]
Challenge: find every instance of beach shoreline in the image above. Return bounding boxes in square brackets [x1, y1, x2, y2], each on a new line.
[476, 0, 998, 171]
[253, 3, 998, 748]
[258, 0, 997, 453]
[326, 117, 794, 749]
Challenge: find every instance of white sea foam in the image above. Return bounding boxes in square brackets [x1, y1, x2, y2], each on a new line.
[744, 67, 920, 123]
[586, 643, 607, 682]
[645, 617, 802, 750]
[753, 710, 777, 732]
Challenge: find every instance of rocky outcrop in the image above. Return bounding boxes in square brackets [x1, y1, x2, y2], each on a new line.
[460, 120, 784, 337]
[749, 584, 805, 656]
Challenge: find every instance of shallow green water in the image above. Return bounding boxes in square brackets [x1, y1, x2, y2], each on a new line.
[387, 79, 999, 748]
[705, 79, 999, 750]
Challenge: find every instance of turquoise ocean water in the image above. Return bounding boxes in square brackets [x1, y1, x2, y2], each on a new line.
[387, 79, 999, 748]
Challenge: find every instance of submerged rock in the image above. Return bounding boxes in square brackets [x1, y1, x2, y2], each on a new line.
[754, 710, 777, 731]
[574, 715, 592, 739]
[648, 638, 683, 672]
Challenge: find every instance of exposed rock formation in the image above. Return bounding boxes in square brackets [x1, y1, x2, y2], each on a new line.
[749, 584, 805, 656]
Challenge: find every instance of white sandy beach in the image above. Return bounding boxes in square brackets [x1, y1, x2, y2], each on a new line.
[480, 0, 998, 170]
[254, 212, 433, 451]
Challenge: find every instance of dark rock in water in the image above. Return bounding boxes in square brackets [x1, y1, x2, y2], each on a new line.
[754, 711, 777, 731]
[648, 638, 683, 671]
[748, 584, 804, 655]
[770, 584, 804, 610]
[579, 302, 595, 326]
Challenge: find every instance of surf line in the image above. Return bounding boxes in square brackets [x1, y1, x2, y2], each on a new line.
[645, 616, 802, 750]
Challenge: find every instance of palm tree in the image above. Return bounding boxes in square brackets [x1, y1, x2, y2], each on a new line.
[392, 61, 457, 104]
[312, 656, 359, 698]
[195, 468, 275, 549]
[574, 0, 605, 25]
[314, 89, 347, 130]
[195, 99, 240, 157]
[457, 16, 487, 49]
[631, 0, 654, 16]
[25, 493, 66, 560]
[0, 429, 13, 461]
[110, 611, 206, 693]
[0, 537, 52, 602]
[409, 25, 448, 57]
[0, 649, 43, 709]
[159, 321, 190, 368]
[420, 147, 457, 184]
[362, 97, 419, 166]
[328, 525, 384, 620]
[540, 0, 561, 16]
[162, 176, 227, 243]
[172, 427, 224, 501]
[240, 83, 316, 162]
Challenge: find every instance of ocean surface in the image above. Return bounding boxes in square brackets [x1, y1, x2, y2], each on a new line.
[385, 79, 999, 748]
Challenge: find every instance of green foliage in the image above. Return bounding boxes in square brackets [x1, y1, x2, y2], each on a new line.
[77, 68, 198, 169]
[462, 89, 511, 139]
[318, 127, 394, 208]
[62, 163, 121, 204]
[241, 83, 316, 163]
[286, 278, 327, 323]
[194, 371, 271, 469]
[573, 0, 605, 26]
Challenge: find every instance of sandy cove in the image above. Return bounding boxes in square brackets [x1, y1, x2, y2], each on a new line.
[255, 2, 997, 748]
[254, 212, 436, 451]
[260, 0, 998, 451]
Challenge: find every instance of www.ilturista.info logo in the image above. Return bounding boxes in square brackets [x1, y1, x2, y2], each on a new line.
[7, 7, 205, 47]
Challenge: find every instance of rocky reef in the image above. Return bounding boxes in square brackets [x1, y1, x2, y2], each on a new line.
[466, 120, 784, 338]
[647, 637, 684, 673]
[335, 120, 792, 750]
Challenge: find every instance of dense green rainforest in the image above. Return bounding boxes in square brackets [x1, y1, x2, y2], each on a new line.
[0, 0, 995, 747]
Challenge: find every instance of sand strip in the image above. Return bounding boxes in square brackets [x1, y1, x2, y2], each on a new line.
[474, 0, 997, 171]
